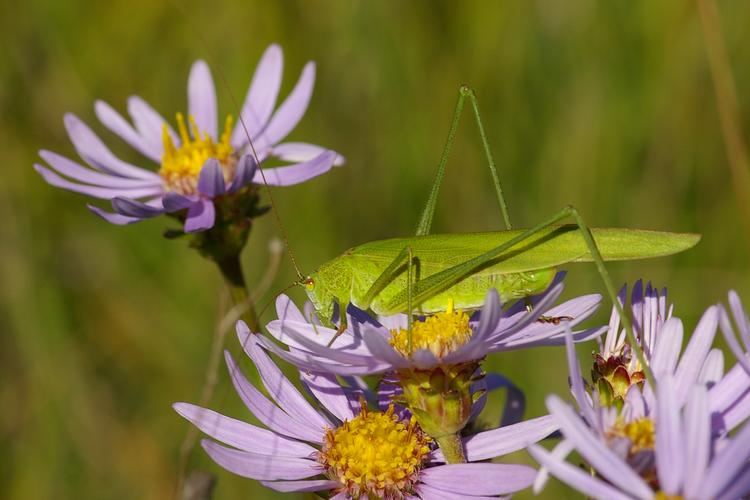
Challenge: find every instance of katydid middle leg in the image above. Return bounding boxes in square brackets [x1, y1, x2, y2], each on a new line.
[387, 204, 655, 387]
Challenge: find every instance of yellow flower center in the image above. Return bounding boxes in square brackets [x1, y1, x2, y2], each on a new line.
[609, 417, 655, 454]
[160, 113, 235, 195]
[319, 404, 431, 498]
[655, 493, 683, 500]
[389, 299, 472, 358]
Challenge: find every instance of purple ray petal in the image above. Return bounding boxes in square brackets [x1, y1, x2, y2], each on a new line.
[188, 60, 217, 140]
[273, 142, 346, 166]
[201, 440, 322, 480]
[532, 439, 575, 494]
[528, 444, 634, 500]
[173, 402, 315, 457]
[650, 317, 683, 377]
[260, 479, 339, 493]
[232, 44, 284, 148]
[63, 113, 159, 180]
[716, 464, 750, 500]
[675, 306, 718, 402]
[563, 325, 597, 426]
[95, 100, 161, 162]
[184, 198, 215, 232]
[416, 482, 498, 500]
[698, 419, 750, 499]
[729, 291, 750, 350]
[127, 95, 177, 155]
[699, 348, 724, 384]
[87, 204, 143, 225]
[162, 192, 196, 212]
[547, 395, 653, 498]
[35, 164, 162, 200]
[197, 159, 226, 197]
[622, 385, 646, 421]
[300, 372, 355, 422]
[228, 154, 258, 192]
[683, 386, 710, 497]
[224, 352, 322, 443]
[111, 196, 165, 218]
[252, 150, 337, 186]
[460, 414, 558, 461]
[655, 377, 684, 494]
[39, 150, 160, 188]
[258, 61, 315, 147]
[238, 325, 333, 430]
[361, 328, 410, 369]
[274, 323, 376, 363]
[719, 306, 750, 376]
[420, 463, 535, 496]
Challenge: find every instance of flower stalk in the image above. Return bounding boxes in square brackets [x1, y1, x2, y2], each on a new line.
[435, 433, 467, 464]
[215, 253, 259, 332]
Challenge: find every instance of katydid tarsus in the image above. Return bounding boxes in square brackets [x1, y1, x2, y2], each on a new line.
[291, 86, 699, 383]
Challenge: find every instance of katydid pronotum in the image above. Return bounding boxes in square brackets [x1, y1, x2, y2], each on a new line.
[289, 86, 698, 380]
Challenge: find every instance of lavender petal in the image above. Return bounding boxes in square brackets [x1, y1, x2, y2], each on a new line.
[95, 100, 161, 162]
[39, 150, 160, 188]
[224, 352, 322, 443]
[528, 444, 634, 500]
[172, 402, 316, 457]
[188, 60, 217, 140]
[260, 479, 339, 493]
[197, 159, 226, 197]
[719, 306, 750, 376]
[547, 395, 653, 498]
[184, 198, 216, 232]
[252, 150, 337, 186]
[655, 376, 684, 494]
[201, 440, 323, 480]
[273, 142, 346, 166]
[300, 372, 355, 422]
[683, 386, 710, 497]
[238, 324, 333, 430]
[63, 113, 159, 180]
[127, 95, 177, 155]
[231, 44, 283, 148]
[228, 154, 258, 192]
[699, 419, 750, 499]
[162, 192, 196, 212]
[87, 204, 143, 225]
[675, 306, 719, 403]
[258, 61, 315, 147]
[420, 463, 535, 495]
[461, 414, 558, 461]
[111, 196, 165, 218]
[35, 164, 162, 200]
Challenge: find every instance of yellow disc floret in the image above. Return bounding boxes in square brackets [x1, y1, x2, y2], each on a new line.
[319, 403, 432, 498]
[389, 299, 472, 358]
[160, 113, 235, 194]
[609, 417, 655, 454]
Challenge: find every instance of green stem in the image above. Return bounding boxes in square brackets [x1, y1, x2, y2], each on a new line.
[216, 254, 260, 332]
[435, 433, 466, 464]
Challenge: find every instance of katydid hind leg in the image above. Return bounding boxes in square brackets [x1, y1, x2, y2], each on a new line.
[415, 85, 512, 237]
[391, 204, 652, 386]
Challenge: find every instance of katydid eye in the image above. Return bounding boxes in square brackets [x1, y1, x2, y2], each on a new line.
[304, 278, 315, 290]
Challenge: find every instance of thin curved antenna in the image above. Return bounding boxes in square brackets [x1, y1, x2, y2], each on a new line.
[172, 2, 303, 280]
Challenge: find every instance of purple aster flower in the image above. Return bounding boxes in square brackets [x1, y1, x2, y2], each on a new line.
[592, 281, 722, 408]
[530, 376, 750, 499]
[34, 44, 344, 232]
[254, 272, 605, 376]
[173, 323, 558, 498]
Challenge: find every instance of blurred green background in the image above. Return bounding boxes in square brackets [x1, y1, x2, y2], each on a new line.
[3, 0, 750, 498]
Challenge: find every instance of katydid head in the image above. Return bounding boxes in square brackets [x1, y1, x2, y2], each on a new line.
[301, 273, 336, 328]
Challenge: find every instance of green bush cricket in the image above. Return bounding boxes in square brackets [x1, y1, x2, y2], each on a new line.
[276, 86, 699, 381]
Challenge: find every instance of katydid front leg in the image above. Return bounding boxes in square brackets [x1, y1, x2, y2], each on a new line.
[386, 205, 655, 387]
[325, 245, 417, 347]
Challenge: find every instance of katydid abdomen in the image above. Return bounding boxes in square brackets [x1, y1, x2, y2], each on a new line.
[305, 225, 700, 320]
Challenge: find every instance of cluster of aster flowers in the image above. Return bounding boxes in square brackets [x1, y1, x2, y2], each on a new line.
[36, 42, 750, 500]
